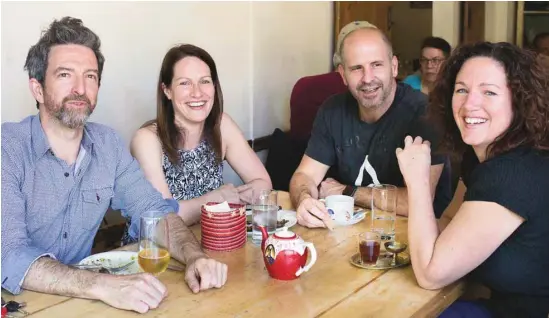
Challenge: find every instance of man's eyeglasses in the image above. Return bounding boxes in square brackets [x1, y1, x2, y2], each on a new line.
[419, 58, 445, 66]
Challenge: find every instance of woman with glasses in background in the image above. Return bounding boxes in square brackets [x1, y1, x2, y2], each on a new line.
[403, 36, 451, 95]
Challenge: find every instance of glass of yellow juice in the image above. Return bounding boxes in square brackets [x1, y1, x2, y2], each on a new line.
[138, 211, 170, 275]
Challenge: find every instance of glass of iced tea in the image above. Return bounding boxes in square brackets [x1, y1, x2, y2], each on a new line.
[138, 211, 170, 275]
[358, 231, 381, 265]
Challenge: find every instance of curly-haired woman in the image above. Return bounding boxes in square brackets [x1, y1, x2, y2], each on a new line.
[396, 42, 549, 317]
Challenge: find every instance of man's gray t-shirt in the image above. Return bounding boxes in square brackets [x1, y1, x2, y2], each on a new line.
[305, 82, 444, 187]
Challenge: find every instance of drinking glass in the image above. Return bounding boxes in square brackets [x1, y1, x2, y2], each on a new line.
[371, 184, 397, 241]
[138, 211, 170, 274]
[358, 231, 381, 265]
[251, 189, 278, 245]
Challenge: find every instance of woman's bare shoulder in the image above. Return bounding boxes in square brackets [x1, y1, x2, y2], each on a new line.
[220, 112, 244, 135]
[131, 124, 162, 152]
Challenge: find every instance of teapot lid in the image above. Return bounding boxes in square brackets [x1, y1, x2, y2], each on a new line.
[273, 227, 297, 239]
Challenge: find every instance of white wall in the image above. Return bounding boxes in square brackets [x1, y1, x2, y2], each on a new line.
[392, 2, 432, 62]
[2, 1, 251, 140]
[1, 1, 332, 186]
[432, 1, 519, 46]
[432, 1, 461, 48]
[251, 2, 332, 137]
[485, 1, 516, 43]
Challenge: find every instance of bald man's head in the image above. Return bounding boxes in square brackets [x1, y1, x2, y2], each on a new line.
[340, 28, 393, 67]
[336, 27, 398, 114]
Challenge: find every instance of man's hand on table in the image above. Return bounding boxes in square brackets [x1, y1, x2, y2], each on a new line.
[185, 257, 228, 294]
[93, 273, 167, 314]
[296, 193, 331, 228]
[319, 178, 345, 198]
[89, 256, 227, 313]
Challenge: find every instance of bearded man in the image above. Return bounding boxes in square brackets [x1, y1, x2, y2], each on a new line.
[1, 17, 227, 314]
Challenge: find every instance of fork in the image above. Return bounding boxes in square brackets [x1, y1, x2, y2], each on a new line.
[70, 261, 135, 274]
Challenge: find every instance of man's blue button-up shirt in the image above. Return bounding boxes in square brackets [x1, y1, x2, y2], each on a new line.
[1, 115, 178, 294]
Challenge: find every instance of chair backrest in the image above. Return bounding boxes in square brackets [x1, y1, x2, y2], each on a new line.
[265, 128, 308, 191]
[289, 72, 347, 141]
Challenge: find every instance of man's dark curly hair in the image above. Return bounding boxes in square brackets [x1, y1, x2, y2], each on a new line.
[428, 41, 549, 159]
[24, 17, 104, 109]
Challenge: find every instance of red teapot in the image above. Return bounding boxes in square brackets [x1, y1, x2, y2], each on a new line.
[259, 226, 317, 280]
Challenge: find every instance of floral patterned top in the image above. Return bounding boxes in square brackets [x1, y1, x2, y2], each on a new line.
[121, 140, 223, 245]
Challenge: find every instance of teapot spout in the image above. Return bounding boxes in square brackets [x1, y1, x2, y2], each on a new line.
[259, 225, 268, 250]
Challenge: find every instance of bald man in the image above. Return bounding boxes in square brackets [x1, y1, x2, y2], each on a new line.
[289, 22, 445, 228]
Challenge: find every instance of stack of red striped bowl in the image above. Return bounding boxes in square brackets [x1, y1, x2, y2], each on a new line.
[200, 202, 247, 251]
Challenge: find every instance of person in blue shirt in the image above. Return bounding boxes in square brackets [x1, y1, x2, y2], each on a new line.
[1, 16, 228, 314]
[403, 37, 451, 95]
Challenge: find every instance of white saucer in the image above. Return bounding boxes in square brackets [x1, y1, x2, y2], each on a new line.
[78, 251, 141, 275]
[334, 210, 368, 226]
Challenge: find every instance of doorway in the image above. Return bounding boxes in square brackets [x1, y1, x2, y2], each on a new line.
[333, 1, 433, 78]
[460, 1, 486, 44]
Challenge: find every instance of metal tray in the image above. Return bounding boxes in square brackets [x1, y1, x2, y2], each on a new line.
[350, 252, 411, 270]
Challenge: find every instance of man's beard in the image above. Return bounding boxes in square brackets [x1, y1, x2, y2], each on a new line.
[44, 93, 94, 129]
[356, 79, 392, 109]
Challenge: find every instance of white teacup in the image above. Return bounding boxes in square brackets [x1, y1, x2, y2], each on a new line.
[323, 195, 354, 223]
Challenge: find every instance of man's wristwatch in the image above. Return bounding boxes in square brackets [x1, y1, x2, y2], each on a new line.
[343, 185, 357, 197]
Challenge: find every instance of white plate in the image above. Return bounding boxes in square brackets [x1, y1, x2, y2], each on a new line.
[78, 251, 141, 275]
[246, 209, 298, 235]
[335, 210, 368, 226]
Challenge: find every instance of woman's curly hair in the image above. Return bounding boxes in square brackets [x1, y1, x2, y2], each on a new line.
[428, 41, 549, 159]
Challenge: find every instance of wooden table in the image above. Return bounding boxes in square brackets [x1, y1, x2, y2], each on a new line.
[2, 192, 465, 317]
